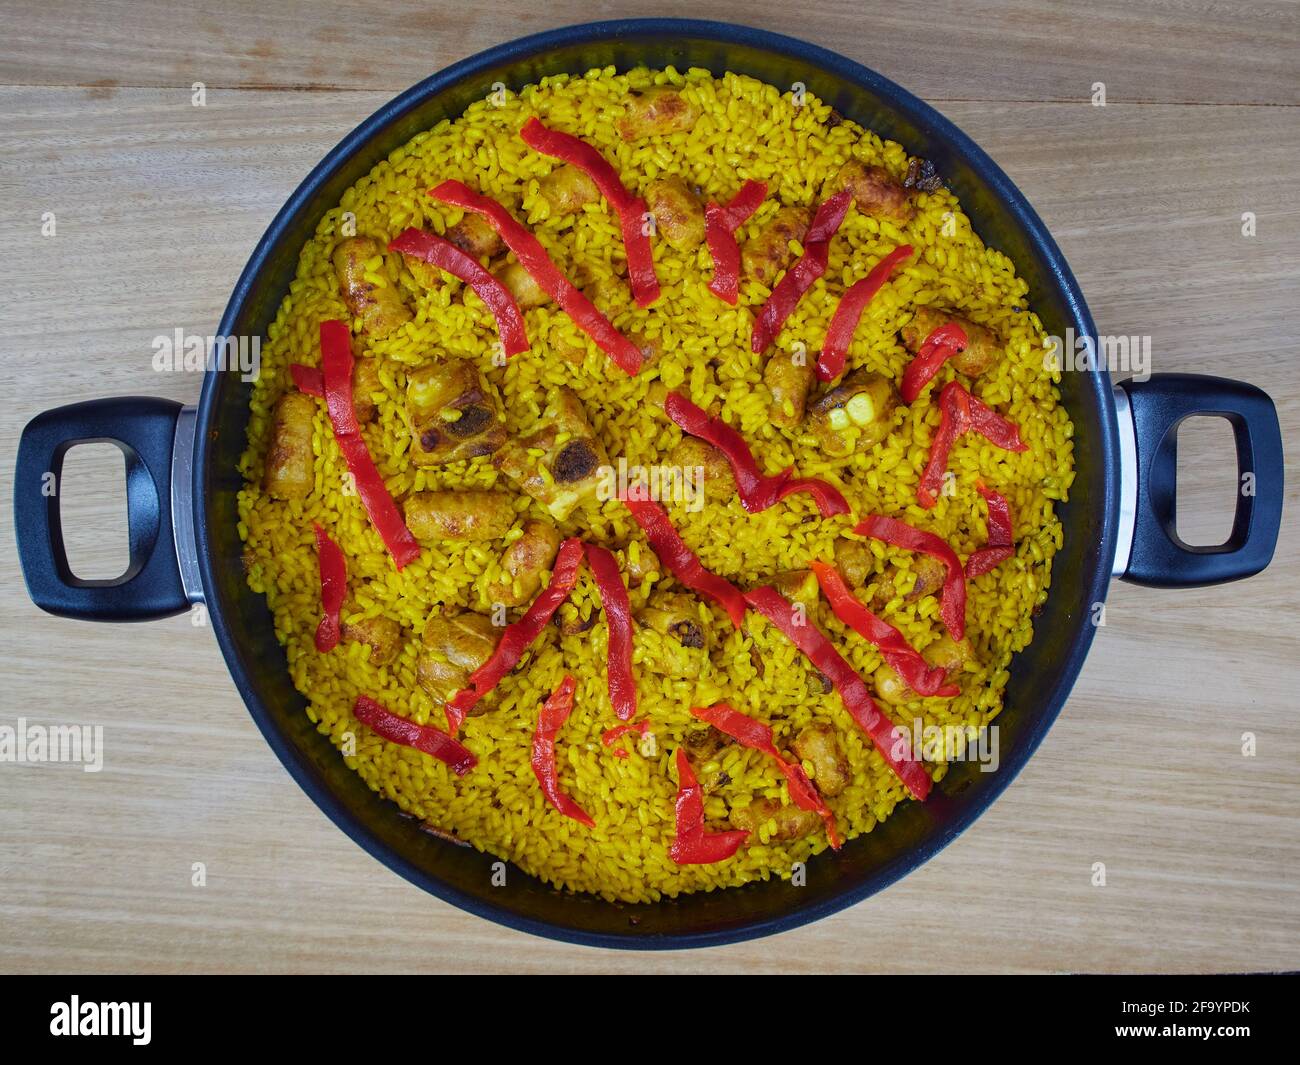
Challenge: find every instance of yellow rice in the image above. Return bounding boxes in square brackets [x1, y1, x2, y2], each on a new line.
[236, 67, 1075, 903]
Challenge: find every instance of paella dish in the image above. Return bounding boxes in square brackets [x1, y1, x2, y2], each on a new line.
[237, 67, 1073, 903]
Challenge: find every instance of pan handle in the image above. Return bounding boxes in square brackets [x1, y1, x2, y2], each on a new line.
[14, 397, 198, 621]
[1115, 374, 1284, 587]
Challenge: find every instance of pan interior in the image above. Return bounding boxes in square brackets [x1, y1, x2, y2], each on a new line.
[196, 20, 1114, 947]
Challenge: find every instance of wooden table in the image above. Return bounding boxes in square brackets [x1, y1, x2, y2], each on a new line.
[1, 1, 1296, 974]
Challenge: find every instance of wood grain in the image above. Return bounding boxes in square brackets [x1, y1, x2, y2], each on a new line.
[1, 0, 1297, 105]
[0, 2, 1297, 974]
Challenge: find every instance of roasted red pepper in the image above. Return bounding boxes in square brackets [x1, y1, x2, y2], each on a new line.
[705, 179, 767, 304]
[353, 694, 476, 776]
[429, 180, 644, 374]
[584, 543, 637, 721]
[669, 748, 749, 864]
[916, 382, 1028, 508]
[530, 675, 594, 826]
[601, 720, 649, 759]
[743, 586, 931, 802]
[690, 703, 840, 849]
[319, 320, 422, 569]
[809, 561, 958, 697]
[519, 117, 659, 307]
[855, 515, 966, 641]
[966, 480, 1015, 577]
[312, 523, 346, 653]
[751, 189, 852, 354]
[290, 362, 324, 397]
[623, 498, 747, 628]
[663, 391, 849, 517]
[816, 244, 914, 381]
[444, 537, 585, 732]
[388, 227, 528, 356]
[899, 322, 968, 402]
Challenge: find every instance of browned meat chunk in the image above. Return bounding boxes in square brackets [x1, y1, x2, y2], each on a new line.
[406, 357, 505, 467]
[351, 357, 382, 425]
[416, 611, 500, 716]
[645, 177, 706, 252]
[487, 519, 562, 607]
[730, 798, 821, 841]
[826, 159, 914, 224]
[616, 87, 699, 141]
[540, 163, 601, 215]
[333, 236, 411, 337]
[742, 206, 810, 288]
[792, 722, 850, 797]
[263, 392, 316, 499]
[342, 615, 403, 667]
[900, 306, 1002, 378]
[495, 262, 549, 309]
[404, 490, 516, 541]
[492, 388, 609, 521]
[666, 436, 736, 506]
[446, 213, 504, 260]
[683, 725, 734, 794]
[765, 352, 815, 428]
[807, 370, 900, 456]
[637, 592, 709, 679]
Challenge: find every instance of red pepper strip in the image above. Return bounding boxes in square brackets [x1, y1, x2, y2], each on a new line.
[319, 320, 422, 570]
[662, 391, 849, 517]
[444, 537, 585, 733]
[519, 118, 660, 308]
[899, 323, 968, 402]
[669, 748, 750, 864]
[530, 675, 594, 827]
[290, 363, 324, 396]
[809, 561, 957, 698]
[602, 720, 648, 759]
[353, 695, 476, 776]
[816, 244, 915, 381]
[705, 179, 767, 304]
[623, 498, 747, 628]
[744, 587, 931, 802]
[966, 480, 1016, 578]
[584, 543, 637, 721]
[388, 228, 528, 356]
[429, 180, 643, 375]
[917, 381, 1029, 508]
[690, 703, 841, 850]
[312, 523, 346, 653]
[855, 515, 966, 641]
[751, 189, 853, 354]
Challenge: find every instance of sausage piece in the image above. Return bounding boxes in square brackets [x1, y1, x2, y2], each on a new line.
[416, 611, 500, 716]
[792, 722, 850, 797]
[342, 615, 403, 667]
[487, 519, 562, 607]
[665, 436, 736, 506]
[404, 490, 516, 541]
[616, 87, 699, 141]
[446, 214, 504, 260]
[263, 392, 316, 499]
[645, 177, 706, 252]
[742, 206, 811, 288]
[826, 159, 914, 224]
[730, 798, 821, 841]
[333, 236, 412, 338]
[764, 351, 815, 428]
[900, 306, 1002, 378]
[540, 164, 601, 215]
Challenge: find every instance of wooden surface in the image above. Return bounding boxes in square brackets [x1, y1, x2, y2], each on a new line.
[1, 1, 1297, 974]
